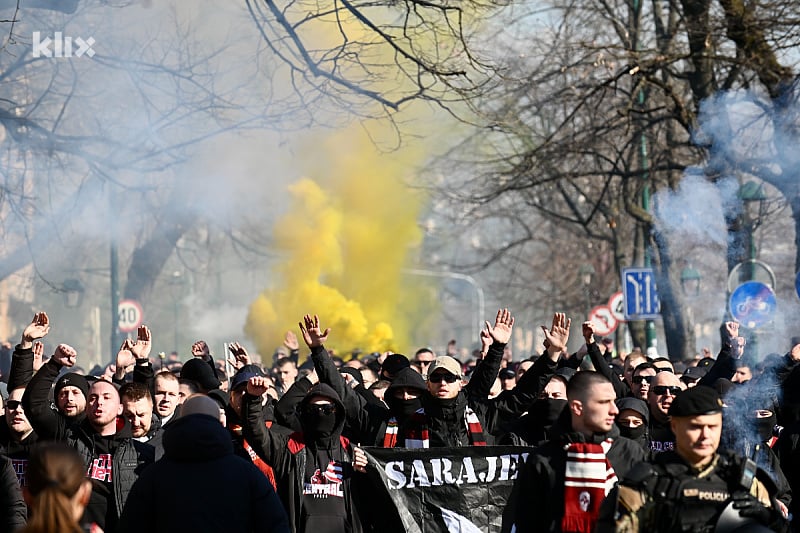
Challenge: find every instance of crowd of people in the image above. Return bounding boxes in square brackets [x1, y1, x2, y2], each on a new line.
[0, 308, 799, 532]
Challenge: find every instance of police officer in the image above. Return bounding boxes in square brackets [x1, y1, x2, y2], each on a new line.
[597, 385, 788, 532]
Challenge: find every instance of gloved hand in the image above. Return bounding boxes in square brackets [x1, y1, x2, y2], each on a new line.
[731, 492, 785, 529]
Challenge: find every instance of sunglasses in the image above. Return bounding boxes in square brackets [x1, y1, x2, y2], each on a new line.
[655, 367, 674, 374]
[632, 375, 653, 385]
[5, 400, 21, 411]
[429, 373, 459, 384]
[652, 385, 681, 396]
[303, 404, 337, 415]
[416, 360, 434, 366]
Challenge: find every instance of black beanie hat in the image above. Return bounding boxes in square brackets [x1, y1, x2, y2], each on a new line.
[54, 372, 89, 402]
[386, 367, 427, 394]
[181, 358, 220, 392]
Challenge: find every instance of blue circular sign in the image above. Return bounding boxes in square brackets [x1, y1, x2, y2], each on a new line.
[729, 281, 777, 328]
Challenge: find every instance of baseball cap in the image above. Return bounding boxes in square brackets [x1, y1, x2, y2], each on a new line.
[427, 355, 462, 378]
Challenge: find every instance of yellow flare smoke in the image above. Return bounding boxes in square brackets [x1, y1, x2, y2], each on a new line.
[245, 125, 432, 360]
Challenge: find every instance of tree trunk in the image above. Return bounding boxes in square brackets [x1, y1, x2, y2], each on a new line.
[653, 228, 696, 360]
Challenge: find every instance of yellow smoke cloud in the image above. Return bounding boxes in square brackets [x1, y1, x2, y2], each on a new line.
[244, 124, 433, 360]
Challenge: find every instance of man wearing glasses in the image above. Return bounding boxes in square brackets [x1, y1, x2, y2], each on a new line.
[630, 363, 657, 401]
[646, 371, 684, 454]
[413, 347, 436, 379]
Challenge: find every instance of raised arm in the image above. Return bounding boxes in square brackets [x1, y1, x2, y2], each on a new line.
[466, 308, 514, 399]
[242, 377, 290, 471]
[8, 312, 50, 391]
[583, 321, 625, 398]
[698, 321, 740, 387]
[21, 343, 77, 440]
[299, 314, 383, 441]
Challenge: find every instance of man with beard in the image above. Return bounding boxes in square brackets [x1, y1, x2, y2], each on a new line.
[23, 343, 90, 440]
[242, 377, 368, 533]
[503, 371, 646, 533]
[303, 310, 527, 448]
[23, 348, 153, 532]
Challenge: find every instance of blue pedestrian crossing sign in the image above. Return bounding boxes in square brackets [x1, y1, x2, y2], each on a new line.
[622, 268, 661, 320]
[729, 281, 776, 328]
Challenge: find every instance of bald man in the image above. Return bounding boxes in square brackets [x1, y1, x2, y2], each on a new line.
[647, 371, 683, 454]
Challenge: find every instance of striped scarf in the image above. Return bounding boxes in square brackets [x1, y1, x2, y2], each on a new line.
[231, 422, 277, 490]
[382, 407, 486, 448]
[561, 438, 617, 533]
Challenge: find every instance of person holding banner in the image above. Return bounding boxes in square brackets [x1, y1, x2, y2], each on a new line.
[503, 371, 646, 533]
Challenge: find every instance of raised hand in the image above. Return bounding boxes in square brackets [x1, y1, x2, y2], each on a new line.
[21, 312, 50, 349]
[582, 321, 595, 344]
[115, 339, 136, 379]
[227, 342, 251, 370]
[246, 376, 270, 396]
[191, 340, 210, 360]
[485, 308, 515, 345]
[283, 330, 299, 351]
[52, 343, 77, 368]
[32, 341, 45, 371]
[130, 325, 152, 360]
[542, 313, 571, 357]
[724, 321, 739, 342]
[299, 314, 330, 348]
[479, 327, 492, 358]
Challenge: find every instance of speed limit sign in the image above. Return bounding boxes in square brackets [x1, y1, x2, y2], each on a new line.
[118, 300, 144, 333]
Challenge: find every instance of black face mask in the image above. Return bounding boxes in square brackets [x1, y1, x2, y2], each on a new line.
[532, 399, 567, 426]
[385, 395, 422, 419]
[299, 405, 338, 440]
[754, 414, 777, 441]
[618, 423, 646, 441]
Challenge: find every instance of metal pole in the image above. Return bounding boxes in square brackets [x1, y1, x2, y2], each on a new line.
[402, 268, 485, 335]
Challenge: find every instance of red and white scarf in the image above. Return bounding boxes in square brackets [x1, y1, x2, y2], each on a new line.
[561, 438, 617, 533]
[382, 407, 486, 448]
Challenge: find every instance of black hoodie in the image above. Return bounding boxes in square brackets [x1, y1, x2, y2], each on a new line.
[242, 382, 363, 533]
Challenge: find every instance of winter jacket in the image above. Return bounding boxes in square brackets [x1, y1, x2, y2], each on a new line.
[309, 343, 535, 447]
[0, 455, 26, 531]
[21, 359, 152, 531]
[502, 421, 646, 533]
[118, 413, 289, 533]
[242, 383, 363, 533]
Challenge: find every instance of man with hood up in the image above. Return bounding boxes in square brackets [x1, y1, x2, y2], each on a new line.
[242, 374, 368, 533]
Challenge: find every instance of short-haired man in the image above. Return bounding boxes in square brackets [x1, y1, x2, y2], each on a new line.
[120, 382, 157, 442]
[24, 349, 153, 532]
[273, 358, 298, 397]
[153, 371, 180, 427]
[600, 386, 788, 532]
[413, 347, 435, 379]
[630, 362, 656, 401]
[504, 372, 646, 532]
[1, 386, 37, 485]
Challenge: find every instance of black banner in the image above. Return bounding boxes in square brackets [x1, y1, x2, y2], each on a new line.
[353, 446, 536, 533]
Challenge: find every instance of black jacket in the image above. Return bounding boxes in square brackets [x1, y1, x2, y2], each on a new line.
[502, 421, 646, 533]
[118, 413, 289, 533]
[0, 455, 26, 531]
[242, 383, 363, 533]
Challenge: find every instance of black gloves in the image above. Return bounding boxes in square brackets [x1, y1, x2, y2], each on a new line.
[731, 492, 787, 532]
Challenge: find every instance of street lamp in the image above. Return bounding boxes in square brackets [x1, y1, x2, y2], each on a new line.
[680, 265, 701, 296]
[578, 264, 595, 319]
[62, 278, 85, 308]
[168, 271, 185, 353]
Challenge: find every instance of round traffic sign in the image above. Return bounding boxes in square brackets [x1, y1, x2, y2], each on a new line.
[607, 292, 625, 322]
[118, 299, 144, 333]
[588, 305, 618, 336]
[729, 281, 776, 329]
